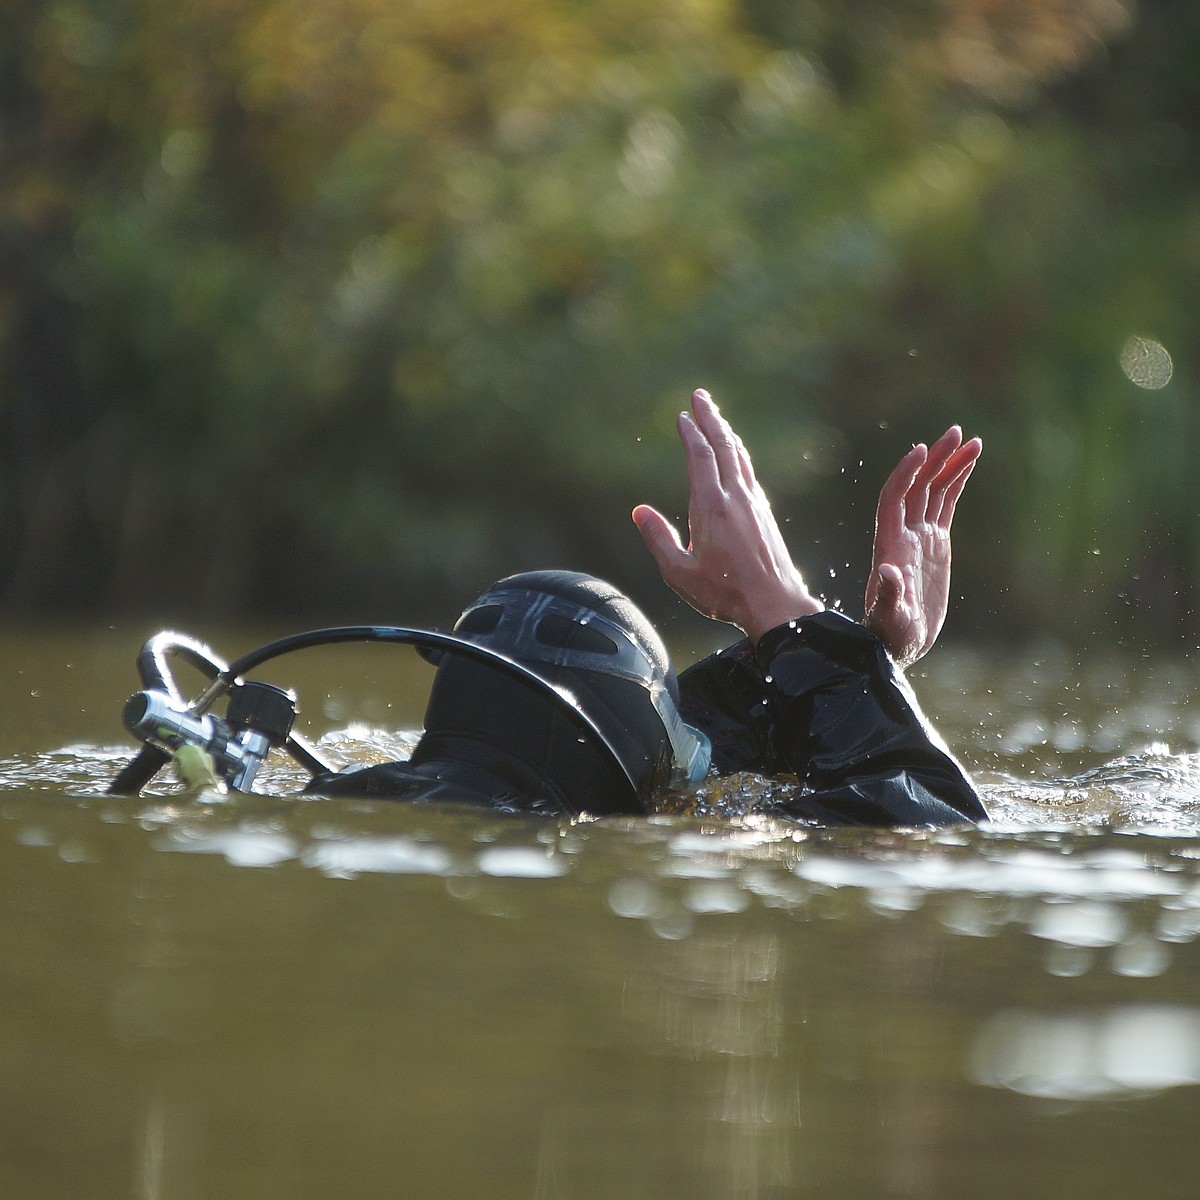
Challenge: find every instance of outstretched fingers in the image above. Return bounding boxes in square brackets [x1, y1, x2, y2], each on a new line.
[930, 437, 982, 527]
[689, 389, 745, 492]
[733, 430, 760, 495]
[906, 426, 961, 522]
[678, 409, 721, 513]
[875, 443, 928, 541]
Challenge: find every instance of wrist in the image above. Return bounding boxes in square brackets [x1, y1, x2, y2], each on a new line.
[743, 590, 824, 645]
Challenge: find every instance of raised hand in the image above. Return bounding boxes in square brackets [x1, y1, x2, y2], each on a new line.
[864, 426, 982, 668]
[632, 389, 823, 644]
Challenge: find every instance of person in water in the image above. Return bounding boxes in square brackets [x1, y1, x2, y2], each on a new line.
[306, 390, 986, 826]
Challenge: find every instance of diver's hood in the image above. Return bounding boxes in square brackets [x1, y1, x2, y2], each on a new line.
[417, 571, 711, 815]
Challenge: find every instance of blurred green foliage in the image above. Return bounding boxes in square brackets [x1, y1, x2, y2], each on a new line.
[1, 0, 1197, 645]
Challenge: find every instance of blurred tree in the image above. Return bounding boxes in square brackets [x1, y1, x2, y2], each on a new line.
[0, 0, 1195, 647]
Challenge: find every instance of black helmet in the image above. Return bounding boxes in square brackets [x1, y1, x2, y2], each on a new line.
[412, 571, 710, 816]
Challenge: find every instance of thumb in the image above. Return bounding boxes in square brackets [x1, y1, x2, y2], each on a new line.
[869, 563, 905, 618]
[632, 504, 687, 576]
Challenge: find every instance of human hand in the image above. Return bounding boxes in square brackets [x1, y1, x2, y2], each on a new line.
[632, 389, 823, 644]
[864, 426, 982, 668]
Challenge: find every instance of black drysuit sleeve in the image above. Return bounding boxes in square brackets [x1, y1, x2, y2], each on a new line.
[676, 610, 987, 827]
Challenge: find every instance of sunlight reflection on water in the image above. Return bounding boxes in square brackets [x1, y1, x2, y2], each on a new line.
[973, 1005, 1200, 1100]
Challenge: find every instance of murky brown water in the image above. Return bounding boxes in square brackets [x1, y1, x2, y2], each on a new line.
[5, 626, 1200, 1198]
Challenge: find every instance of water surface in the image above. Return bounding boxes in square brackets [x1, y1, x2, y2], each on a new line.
[4, 628, 1200, 1199]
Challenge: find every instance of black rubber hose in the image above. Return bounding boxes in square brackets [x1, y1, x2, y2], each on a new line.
[108, 744, 172, 795]
[135, 630, 227, 701]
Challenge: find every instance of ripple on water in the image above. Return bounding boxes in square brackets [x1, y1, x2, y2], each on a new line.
[11, 735, 1200, 968]
[971, 1005, 1200, 1101]
[983, 745, 1200, 832]
[157, 827, 299, 868]
[476, 845, 568, 878]
[301, 836, 456, 877]
[21, 725, 1200, 835]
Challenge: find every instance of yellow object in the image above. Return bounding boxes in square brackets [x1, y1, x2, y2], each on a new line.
[173, 743, 224, 790]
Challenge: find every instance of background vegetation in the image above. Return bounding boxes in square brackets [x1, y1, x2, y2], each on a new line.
[2, 0, 1197, 648]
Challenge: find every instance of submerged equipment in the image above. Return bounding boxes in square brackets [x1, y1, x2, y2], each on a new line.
[110, 573, 711, 811]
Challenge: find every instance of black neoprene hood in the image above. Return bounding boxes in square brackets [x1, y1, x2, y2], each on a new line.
[417, 571, 703, 815]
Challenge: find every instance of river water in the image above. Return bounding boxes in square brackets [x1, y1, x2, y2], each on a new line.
[5, 626, 1200, 1198]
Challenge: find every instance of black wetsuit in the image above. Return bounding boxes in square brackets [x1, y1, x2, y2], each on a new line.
[306, 609, 985, 827]
[677, 610, 985, 826]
